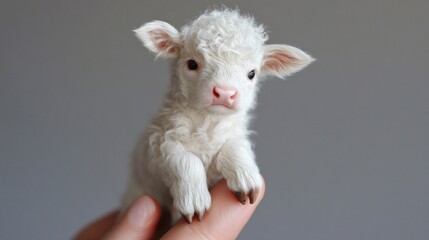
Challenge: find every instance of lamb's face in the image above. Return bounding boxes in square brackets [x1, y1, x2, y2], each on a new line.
[175, 51, 263, 114]
[135, 9, 314, 115]
[175, 32, 265, 114]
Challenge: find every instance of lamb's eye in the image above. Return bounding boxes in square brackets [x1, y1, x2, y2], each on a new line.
[187, 60, 198, 70]
[248, 70, 255, 80]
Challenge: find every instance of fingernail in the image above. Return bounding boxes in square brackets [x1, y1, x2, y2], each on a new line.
[127, 196, 155, 227]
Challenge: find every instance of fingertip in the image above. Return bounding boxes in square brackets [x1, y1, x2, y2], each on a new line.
[126, 195, 161, 228]
[259, 175, 266, 201]
[104, 196, 161, 240]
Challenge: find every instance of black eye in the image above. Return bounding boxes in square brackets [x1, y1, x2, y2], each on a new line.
[248, 70, 255, 80]
[187, 60, 198, 70]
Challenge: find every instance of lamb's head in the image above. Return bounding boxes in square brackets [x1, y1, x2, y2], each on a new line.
[135, 9, 314, 115]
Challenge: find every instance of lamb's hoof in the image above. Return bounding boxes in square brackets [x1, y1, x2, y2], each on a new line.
[249, 189, 259, 204]
[234, 189, 259, 205]
[234, 191, 247, 205]
[197, 211, 203, 221]
[182, 214, 193, 224]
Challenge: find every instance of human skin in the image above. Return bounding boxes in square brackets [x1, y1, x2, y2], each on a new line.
[74, 178, 265, 240]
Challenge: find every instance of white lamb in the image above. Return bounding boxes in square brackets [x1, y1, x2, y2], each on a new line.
[122, 8, 314, 228]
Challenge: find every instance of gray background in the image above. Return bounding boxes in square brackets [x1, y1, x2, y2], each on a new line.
[1, 0, 428, 239]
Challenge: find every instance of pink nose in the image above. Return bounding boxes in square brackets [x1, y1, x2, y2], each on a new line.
[212, 86, 237, 108]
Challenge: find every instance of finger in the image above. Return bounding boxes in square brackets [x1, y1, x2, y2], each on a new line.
[104, 196, 161, 240]
[73, 211, 118, 240]
[162, 177, 265, 240]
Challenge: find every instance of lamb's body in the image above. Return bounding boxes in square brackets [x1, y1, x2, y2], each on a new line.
[122, 88, 253, 223]
[122, 9, 313, 230]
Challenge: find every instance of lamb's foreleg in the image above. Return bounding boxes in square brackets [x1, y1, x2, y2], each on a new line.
[216, 137, 262, 204]
[160, 141, 211, 223]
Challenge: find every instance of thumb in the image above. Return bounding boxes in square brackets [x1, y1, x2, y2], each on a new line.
[161, 177, 265, 240]
[104, 196, 161, 240]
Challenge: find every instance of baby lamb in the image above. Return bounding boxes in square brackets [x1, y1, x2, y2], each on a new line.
[122, 9, 314, 227]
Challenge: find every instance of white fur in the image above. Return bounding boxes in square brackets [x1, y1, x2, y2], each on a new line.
[122, 8, 314, 228]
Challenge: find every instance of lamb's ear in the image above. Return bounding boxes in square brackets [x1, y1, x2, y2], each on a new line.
[261, 44, 314, 78]
[133, 20, 180, 59]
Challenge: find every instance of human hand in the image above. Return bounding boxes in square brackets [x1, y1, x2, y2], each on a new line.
[74, 178, 265, 240]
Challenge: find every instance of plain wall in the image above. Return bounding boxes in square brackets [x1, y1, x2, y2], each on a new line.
[1, 0, 428, 239]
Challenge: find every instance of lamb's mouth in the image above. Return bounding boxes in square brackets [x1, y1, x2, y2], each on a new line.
[206, 104, 238, 114]
[210, 98, 235, 109]
[211, 103, 234, 109]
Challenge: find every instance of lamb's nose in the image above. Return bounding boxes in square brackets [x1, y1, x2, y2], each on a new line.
[212, 86, 237, 108]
